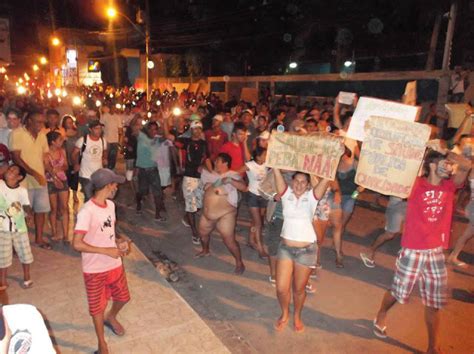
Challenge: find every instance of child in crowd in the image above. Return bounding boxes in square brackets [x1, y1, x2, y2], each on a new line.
[0, 164, 33, 290]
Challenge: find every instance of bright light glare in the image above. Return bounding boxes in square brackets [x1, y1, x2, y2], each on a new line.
[106, 7, 117, 19]
[17, 86, 26, 95]
[61, 89, 68, 97]
[54, 88, 61, 96]
[344, 60, 353, 67]
[147, 60, 155, 69]
[72, 96, 82, 106]
[32, 64, 39, 71]
[147, 112, 152, 118]
[51, 37, 60, 46]
[95, 100, 102, 107]
[289, 62, 298, 69]
[40, 57, 48, 65]
[115, 103, 122, 109]
[173, 107, 182, 116]
[156, 100, 161, 106]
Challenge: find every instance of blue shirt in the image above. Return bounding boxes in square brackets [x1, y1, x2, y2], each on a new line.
[136, 132, 163, 168]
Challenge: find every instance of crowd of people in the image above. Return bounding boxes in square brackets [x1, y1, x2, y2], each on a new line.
[0, 82, 472, 354]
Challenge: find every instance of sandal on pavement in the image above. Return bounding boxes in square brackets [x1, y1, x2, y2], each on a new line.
[268, 276, 276, 284]
[274, 318, 289, 332]
[448, 259, 467, 267]
[360, 252, 375, 268]
[38, 243, 52, 250]
[104, 320, 125, 336]
[373, 319, 387, 338]
[336, 256, 344, 269]
[21, 280, 33, 289]
[194, 251, 211, 259]
[305, 283, 316, 294]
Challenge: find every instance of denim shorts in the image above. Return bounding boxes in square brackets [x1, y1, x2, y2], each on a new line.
[329, 193, 356, 214]
[27, 187, 51, 213]
[385, 197, 407, 233]
[277, 241, 318, 268]
[247, 192, 268, 209]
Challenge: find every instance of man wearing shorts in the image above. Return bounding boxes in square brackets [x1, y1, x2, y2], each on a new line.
[73, 168, 131, 354]
[175, 121, 211, 245]
[360, 196, 407, 268]
[10, 111, 51, 249]
[195, 153, 247, 274]
[373, 150, 470, 354]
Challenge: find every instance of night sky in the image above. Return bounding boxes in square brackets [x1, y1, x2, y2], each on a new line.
[0, 0, 460, 75]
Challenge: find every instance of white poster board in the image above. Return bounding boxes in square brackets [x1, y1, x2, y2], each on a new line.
[346, 97, 421, 141]
[338, 91, 356, 105]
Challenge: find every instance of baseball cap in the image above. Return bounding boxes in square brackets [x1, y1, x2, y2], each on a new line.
[189, 113, 201, 122]
[213, 114, 223, 122]
[242, 109, 253, 115]
[90, 168, 125, 190]
[88, 120, 104, 129]
[190, 121, 203, 129]
[258, 131, 270, 140]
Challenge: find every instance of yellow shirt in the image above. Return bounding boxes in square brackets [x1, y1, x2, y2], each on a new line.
[10, 127, 49, 189]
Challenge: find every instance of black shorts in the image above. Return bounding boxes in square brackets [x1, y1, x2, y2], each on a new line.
[247, 192, 268, 208]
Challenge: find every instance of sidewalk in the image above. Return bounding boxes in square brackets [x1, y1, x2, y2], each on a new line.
[2, 241, 229, 353]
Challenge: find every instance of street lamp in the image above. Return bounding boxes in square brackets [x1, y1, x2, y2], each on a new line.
[32, 64, 39, 72]
[289, 62, 298, 69]
[344, 60, 353, 68]
[106, 3, 151, 108]
[39, 56, 48, 65]
[51, 37, 61, 46]
[147, 60, 154, 69]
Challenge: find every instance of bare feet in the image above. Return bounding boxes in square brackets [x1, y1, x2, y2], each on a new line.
[293, 318, 305, 333]
[234, 263, 245, 275]
[97, 341, 109, 354]
[194, 250, 211, 259]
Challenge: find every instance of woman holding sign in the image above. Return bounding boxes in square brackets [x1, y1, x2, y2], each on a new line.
[272, 168, 331, 333]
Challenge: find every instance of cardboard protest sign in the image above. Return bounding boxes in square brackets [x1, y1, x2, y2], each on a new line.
[346, 97, 421, 141]
[338, 91, 356, 105]
[403, 81, 417, 106]
[240, 87, 258, 103]
[445, 103, 471, 135]
[265, 132, 345, 180]
[355, 116, 431, 198]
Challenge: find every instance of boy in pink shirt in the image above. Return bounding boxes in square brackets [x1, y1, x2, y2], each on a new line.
[73, 168, 131, 354]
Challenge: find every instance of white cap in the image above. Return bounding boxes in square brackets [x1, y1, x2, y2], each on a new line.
[258, 131, 270, 140]
[213, 114, 223, 122]
[190, 121, 203, 129]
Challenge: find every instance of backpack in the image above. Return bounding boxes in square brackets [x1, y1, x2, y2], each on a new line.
[79, 134, 105, 163]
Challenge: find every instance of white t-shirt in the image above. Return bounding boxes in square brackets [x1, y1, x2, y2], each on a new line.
[2, 304, 56, 354]
[100, 113, 123, 143]
[0, 180, 30, 233]
[245, 160, 268, 195]
[75, 135, 107, 179]
[74, 199, 122, 273]
[281, 186, 318, 242]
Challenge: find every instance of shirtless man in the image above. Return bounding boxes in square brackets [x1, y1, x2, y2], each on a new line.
[195, 153, 247, 274]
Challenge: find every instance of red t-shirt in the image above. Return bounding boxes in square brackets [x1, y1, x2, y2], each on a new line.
[402, 177, 458, 250]
[219, 141, 245, 172]
[205, 129, 228, 161]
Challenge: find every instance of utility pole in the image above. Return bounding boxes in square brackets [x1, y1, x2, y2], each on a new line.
[426, 11, 442, 71]
[442, 1, 458, 70]
[145, 0, 151, 109]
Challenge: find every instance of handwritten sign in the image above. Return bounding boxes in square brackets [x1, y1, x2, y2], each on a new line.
[355, 116, 431, 198]
[403, 81, 417, 106]
[265, 132, 345, 180]
[338, 91, 356, 105]
[445, 103, 471, 135]
[346, 97, 421, 141]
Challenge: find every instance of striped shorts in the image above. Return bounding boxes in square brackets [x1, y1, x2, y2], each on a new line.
[0, 232, 34, 268]
[391, 247, 447, 309]
[83, 266, 130, 316]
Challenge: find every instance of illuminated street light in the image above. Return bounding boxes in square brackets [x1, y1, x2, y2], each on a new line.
[51, 37, 61, 46]
[344, 60, 353, 67]
[32, 64, 39, 72]
[289, 62, 298, 69]
[47, 90, 53, 98]
[156, 100, 161, 106]
[17, 86, 26, 95]
[106, 7, 117, 19]
[115, 103, 122, 109]
[54, 88, 61, 96]
[0, 67, 6, 74]
[172, 107, 182, 116]
[39, 57, 48, 65]
[62, 89, 68, 97]
[24, 73, 30, 81]
[147, 60, 155, 69]
[95, 100, 102, 107]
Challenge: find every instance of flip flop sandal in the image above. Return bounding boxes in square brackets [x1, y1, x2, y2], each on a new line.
[305, 283, 316, 294]
[38, 243, 52, 250]
[21, 280, 33, 289]
[360, 252, 376, 268]
[274, 318, 289, 332]
[373, 319, 387, 338]
[449, 260, 467, 267]
[194, 252, 211, 259]
[104, 320, 125, 336]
